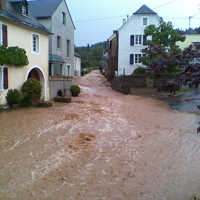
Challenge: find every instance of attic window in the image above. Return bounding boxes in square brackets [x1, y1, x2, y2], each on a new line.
[62, 12, 66, 25]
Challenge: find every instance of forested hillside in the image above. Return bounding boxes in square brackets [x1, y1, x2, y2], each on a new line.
[75, 41, 108, 74]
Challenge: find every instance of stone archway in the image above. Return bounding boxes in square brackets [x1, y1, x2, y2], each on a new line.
[26, 67, 45, 99]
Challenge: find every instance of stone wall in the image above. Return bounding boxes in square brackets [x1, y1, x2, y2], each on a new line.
[111, 74, 177, 94]
[111, 75, 146, 94]
[49, 79, 73, 99]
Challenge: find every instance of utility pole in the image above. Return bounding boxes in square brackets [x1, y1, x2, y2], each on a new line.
[189, 16, 193, 29]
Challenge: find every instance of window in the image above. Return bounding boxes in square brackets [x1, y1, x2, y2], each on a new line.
[143, 18, 148, 26]
[0, 67, 3, 90]
[130, 35, 134, 46]
[0, 23, 8, 46]
[109, 40, 112, 49]
[135, 35, 142, 45]
[62, 12, 66, 25]
[135, 54, 142, 64]
[60, 64, 63, 75]
[32, 33, 39, 53]
[0, 66, 8, 90]
[130, 54, 134, 65]
[67, 40, 71, 57]
[57, 36, 61, 48]
[67, 65, 71, 75]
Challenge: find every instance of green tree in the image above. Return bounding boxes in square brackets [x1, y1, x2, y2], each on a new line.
[144, 20, 185, 52]
[142, 20, 185, 76]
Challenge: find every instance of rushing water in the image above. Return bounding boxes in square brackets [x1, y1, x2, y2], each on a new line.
[159, 88, 200, 112]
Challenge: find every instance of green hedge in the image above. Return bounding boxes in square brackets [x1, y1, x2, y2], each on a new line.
[0, 46, 29, 66]
[133, 67, 147, 75]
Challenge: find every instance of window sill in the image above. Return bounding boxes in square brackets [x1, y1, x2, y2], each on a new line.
[32, 51, 40, 55]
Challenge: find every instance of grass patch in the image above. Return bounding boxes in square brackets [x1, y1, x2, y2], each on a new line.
[178, 88, 195, 94]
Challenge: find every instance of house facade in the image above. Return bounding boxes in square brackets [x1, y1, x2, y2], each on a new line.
[177, 33, 200, 64]
[0, 0, 50, 105]
[29, 0, 75, 78]
[108, 5, 160, 77]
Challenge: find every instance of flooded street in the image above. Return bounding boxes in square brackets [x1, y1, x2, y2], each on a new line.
[161, 88, 200, 112]
[0, 70, 200, 200]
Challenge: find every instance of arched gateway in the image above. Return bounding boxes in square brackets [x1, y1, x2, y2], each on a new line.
[26, 66, 46, 99]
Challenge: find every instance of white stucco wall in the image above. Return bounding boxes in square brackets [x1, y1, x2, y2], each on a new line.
[0, 18, 49, 104]
[118, 14, 160, 76]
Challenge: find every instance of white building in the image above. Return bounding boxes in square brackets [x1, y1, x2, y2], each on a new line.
[74, 53, 81, 76]
[109, 5, 160, 76]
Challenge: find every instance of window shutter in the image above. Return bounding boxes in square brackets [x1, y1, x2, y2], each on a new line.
[2, 25, 8, 46]
[130, 54, 134, 65]
[3, 67, 8, 89]
[143, 35, 147, 45]
[130, 35, 134, 46]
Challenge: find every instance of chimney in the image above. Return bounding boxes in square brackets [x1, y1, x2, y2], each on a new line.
[122, 18, 126, 25]
[0, 0, 6, 10]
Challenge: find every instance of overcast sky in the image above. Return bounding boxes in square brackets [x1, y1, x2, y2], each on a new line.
[67, 0, 200, 47]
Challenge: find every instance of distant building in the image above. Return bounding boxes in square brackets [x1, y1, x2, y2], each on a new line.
[108, 5, 160, 77]
[177, 33, 200, 64]
[101, 52, 108, 74]
[74, 53, 81, 76]
[29, 0, 75, 77]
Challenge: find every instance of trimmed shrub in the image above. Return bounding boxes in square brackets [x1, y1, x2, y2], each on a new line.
[36, 100, 53, 108]
[70, 85, 81, 97]
[133, 67, 147, 75]
[6, 89, 21, 107]
[19, 96, 32, 107]
[21, 78, 42, 103]
[54, 96, 71, 103]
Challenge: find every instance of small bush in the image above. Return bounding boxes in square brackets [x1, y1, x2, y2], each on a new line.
[70, 85, 81, 97]
[21, 78, 42, 102]
[6, 89, 21, 107]
[54, 96, 71, 103]
[166, 66, 182, 74]
[36, 100, 53, 108]
[133, 67, 147, 75]
[19, 96, 32, 107]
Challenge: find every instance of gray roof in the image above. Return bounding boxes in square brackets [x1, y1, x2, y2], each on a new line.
[0, 8, 51, 34]
[28, 0, 62, 18]
[134, 5, 157, 15]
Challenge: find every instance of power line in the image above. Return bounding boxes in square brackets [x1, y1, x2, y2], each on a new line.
[153, 0, 179, 9]
[74, 0, 194, 24]
[75, 15, 126, 23]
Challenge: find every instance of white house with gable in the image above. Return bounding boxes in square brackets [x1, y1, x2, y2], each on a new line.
[108, 5, 161, 76]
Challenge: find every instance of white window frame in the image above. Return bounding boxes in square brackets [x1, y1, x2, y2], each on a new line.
[135, 54, 142, 64]
[0, 66, 4, 91]
[135, 35, 142, 45]
[143, 17, 148, 26]
[32, 33, 40, 54]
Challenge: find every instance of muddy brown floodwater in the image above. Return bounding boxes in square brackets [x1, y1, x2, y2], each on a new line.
[0, 70, 200, 200]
